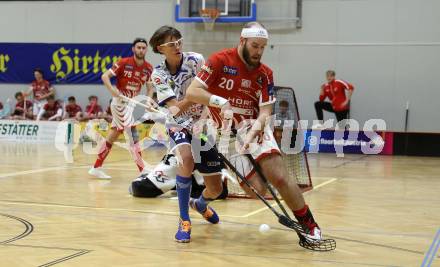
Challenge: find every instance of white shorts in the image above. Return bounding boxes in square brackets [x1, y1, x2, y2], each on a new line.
[224, 124, 281, 181]
[32, 100, 47, 116]
[110, 97, 136, 131]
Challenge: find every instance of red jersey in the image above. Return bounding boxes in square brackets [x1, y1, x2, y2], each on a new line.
[320, 79, 354, 111]
[43, 101, 61, 117]
[196, 48, 275, 127]
[110, 56, 153, 98]
[15, 100, 33, 110]
[85, 104, 103, 115]
[65, 103, 82, 117]
[319, 85, 333, 102]
[30, 79, 52, 99]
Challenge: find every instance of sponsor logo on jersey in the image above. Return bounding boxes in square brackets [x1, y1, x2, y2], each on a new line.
[201, 64, 213, 74]
[125, 64, 134, 70]
[241, 79, 251, 88]
[126, 81, 139, 91]
[154, 77, 162, 85]
[238, 88, 250, 94]
[229, 97, 253, 107]
[223, 66, 238, 76]
[126, 85, 137, 91]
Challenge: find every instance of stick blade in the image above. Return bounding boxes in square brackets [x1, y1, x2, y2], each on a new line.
[279, 215, 337, 252]
[299, 238, 336, 252]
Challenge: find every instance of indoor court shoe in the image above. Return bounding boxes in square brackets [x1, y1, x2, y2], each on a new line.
[301, 225, 322, 242]
[189, 198, 219, 224]
[296, 210, 322, 242]
[175, 219, 191, 243]
[88, 167, 111, 179]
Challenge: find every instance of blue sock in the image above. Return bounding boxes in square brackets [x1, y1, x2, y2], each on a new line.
[176, 175, 192, 221]
[196, 194, 214, 212]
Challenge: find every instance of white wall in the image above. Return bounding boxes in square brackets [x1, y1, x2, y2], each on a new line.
[1, 0, 439, 132]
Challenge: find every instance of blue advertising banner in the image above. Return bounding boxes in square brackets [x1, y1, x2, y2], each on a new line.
[304, 129, 385, 155]
[0, 43, 132, 84]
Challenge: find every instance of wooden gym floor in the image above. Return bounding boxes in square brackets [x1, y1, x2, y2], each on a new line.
[0, 142, 439, 267]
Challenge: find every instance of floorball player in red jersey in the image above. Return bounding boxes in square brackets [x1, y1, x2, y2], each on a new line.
[314, 70, 354, 128]
[186, 22, 323, 242]
[88, 38, 153, 179]
[23, 68, 55, 119]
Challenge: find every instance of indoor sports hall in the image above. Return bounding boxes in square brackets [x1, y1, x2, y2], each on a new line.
[0, 1, 439, 266]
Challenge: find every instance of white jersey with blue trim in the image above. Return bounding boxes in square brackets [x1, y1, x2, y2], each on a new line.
[152, 52, 205, 129]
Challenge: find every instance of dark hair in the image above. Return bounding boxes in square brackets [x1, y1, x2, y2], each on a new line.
[47, 95, 55, 100]
[68, 96, 76, 102]
[326, 70, 336, 77]
[34, 68, 44, 75]
[15, 92, 23, 99]
[279, 100, 289, 107]
[88, 95, 98, 101]
[132, 37, 148, 47]
[149, 26, 182, 54]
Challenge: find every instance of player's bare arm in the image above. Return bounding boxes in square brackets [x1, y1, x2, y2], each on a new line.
[142, 81, 159, 111]
[186, 79, 212, 106]
[186, 79, 231, 118]
[241, 104, 272, 152]
[101, 69, 120, 97]
[165, 98, 194, 116]
[146, 81, 154, 98]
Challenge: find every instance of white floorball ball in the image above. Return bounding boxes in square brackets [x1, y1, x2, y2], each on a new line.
[259, 224, 271, 233]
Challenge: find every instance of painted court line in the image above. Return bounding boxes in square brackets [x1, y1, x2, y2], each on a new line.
[0, 166, 70, 179]
[0, 200, 245, 219]
[242, 178, 338, 218]
[421, 228, 440, 267]
[0, 200, 178, 216]
[0, 165, 118, 179]
[305, 178, 339, 193]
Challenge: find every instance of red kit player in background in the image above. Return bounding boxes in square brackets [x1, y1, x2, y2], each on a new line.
[186, 22, 324, 243]
[88, 38, 153, 179]
[313, 70, 354, 128]
[23, 68, 55, 119]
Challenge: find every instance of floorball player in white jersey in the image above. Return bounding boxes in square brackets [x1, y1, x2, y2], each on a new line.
[148, 26, 226, 243]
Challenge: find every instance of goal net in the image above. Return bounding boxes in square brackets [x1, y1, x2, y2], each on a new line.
[226, 86, 313, 198]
